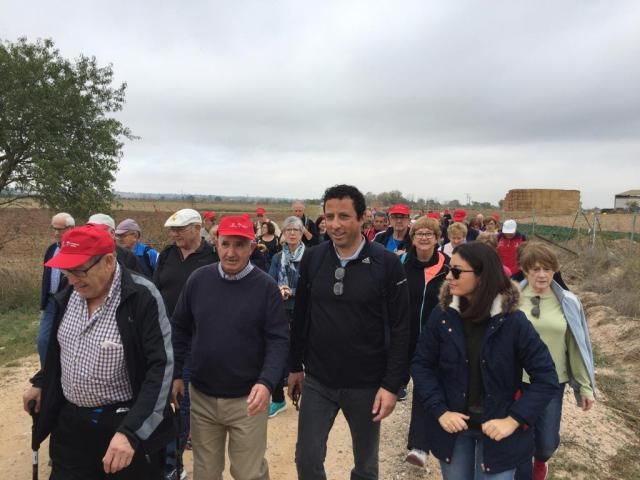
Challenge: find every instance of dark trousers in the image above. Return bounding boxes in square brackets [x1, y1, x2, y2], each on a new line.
[407, 388, 428, 451]
[50, 402, 163, 480]
[514, 383, 565, 479]
[295, 375, 380, 480]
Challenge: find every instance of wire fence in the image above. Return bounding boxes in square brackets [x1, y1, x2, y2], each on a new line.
[499, 210, 638, 255]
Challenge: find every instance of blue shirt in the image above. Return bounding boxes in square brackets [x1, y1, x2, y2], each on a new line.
[385, 236, 402, 253]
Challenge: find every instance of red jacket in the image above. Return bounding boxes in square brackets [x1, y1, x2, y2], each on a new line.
[496, 232, 527, 275]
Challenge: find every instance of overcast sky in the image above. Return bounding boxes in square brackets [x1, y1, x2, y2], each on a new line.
[2, 1, 639, 207]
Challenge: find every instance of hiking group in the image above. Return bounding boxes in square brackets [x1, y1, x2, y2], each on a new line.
[23, 184, 595, 480]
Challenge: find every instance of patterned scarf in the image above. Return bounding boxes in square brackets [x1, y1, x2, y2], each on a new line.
[278, 242, 305, 294]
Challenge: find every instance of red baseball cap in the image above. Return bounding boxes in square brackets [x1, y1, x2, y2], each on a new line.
[202, 211, 216, 220]
[44, 225, 115, 269]
[388, 204, 410, 216]
[452, 209, 467, 222]
[427, 212, 440, 219]
[256, 207, 266, 215]
[218, 215, 255, 240]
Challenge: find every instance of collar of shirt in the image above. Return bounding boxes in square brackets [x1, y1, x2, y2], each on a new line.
[217, 261, 254, 281]
[333, 236, 366, 267]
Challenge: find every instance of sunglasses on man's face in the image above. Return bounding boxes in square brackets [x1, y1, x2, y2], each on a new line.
[444, 264, 475, 280]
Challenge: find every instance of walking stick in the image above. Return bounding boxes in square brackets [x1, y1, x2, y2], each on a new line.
[27, 400, 38, 480]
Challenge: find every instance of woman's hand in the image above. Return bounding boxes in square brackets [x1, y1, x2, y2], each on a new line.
[279, 285, 292, 300]
[482, 416, 519, 441]
[581, 396, 595, 411]
[438, 411, 470, 433]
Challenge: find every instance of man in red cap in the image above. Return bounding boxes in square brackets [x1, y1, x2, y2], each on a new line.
[374, 204, 413, 255]
[171, 215, 288, 479]
[23, 224, 175, 478]
[201, 211, 217, 242]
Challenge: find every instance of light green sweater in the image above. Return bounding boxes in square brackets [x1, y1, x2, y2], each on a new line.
[522, 287, 594, 398]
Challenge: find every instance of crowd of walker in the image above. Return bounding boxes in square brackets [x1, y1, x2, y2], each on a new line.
[22, 184, 596, 480]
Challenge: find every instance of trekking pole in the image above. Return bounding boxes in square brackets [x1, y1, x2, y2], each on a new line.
[175, 402, 183, 479]
[27, 400, 38, 480]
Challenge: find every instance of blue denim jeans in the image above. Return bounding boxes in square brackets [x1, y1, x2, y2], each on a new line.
[295, 375, 380, 480]
[439, 430, 516, 480]
[37, 296, 57, 367]
[514, 383, 565, 480]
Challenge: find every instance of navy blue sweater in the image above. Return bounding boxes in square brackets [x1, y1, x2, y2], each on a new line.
[171, 264, 289, 398]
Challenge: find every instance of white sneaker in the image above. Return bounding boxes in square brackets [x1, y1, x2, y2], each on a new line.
[180, 470, 188, 480]
[405, 449, 427, 468]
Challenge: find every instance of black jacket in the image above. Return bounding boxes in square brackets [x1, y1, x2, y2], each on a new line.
[291, 239, 410, 393]
[374, 226, 413, 253]
[153, 239, 218, 316]
[31, 268, 175, 453]
[40, 242, 67, 310]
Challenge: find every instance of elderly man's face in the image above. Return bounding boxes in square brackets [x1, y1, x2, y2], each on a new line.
[63, 254, 116, 300]
[217, 235, 254, 275]
[292, 203, 305, 218]
[373, 216, 387, 231]
[169, 223, 201, 249]
[51, 217, 72, 243]
[116, 231, 138, 250]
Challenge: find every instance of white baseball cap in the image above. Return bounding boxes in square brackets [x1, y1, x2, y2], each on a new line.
[502, 219, 517, 234]
[88, 213, 116, 230]
[165, 209, 202, 227]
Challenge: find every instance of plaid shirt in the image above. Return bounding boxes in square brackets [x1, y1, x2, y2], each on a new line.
[58, 263, 133, 407]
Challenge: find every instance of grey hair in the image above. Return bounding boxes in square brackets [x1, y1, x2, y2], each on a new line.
[52, 212, 75, 227]
[281, 216, 304, 232]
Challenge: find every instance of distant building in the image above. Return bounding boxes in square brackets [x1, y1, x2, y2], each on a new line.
[614, 190, 640, 210]
[502, 189, 580, 214]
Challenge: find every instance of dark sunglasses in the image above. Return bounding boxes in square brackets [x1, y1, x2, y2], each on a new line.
[530, 295, 541, 318]
[333, 267, 345, 296]
[444, 264, 475, 280]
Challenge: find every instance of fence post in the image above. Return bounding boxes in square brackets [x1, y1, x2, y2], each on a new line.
[591, 209, 599, 249]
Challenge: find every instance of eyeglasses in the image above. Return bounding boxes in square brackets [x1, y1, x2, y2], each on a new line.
[51, 226, 70, 232]
[169, 225, 194, 233]
[444, 264, 475, 280]
[285, 228, 302, 234]
[390, 215, 409, 220]
[61, 255, 104, 278]
[414, 231, 435, 239]
[333, 267, 345, 296]
[530, 295, 541, 318]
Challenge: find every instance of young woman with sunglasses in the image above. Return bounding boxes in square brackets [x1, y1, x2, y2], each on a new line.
[412, 242, 560, 480]
[515, 243, 596, 480]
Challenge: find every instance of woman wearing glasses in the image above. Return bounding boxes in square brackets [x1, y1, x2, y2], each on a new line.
[401, 216, 449, 468]
[515, 243, 596, 480]
[267, 216, 306, 418]
[412, 242, 560, 480]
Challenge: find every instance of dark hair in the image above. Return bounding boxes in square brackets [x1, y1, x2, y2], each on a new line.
[452, 242, 511, 321]
[315, 214, 325, 230]
[322, 184, 366, 220]
[374, 211, 387, 219]
[261, 221, 275, 235]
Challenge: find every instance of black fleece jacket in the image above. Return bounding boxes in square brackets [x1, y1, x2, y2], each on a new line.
[291, 240, 410, 393]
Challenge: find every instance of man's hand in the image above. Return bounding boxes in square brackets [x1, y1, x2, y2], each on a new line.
[581, 396, 595, 412]
[102, 432, 134, 474]
[22, 386, 42, 414]
[482, 416, 519, 441]
[438, 411, 470, 433]
[247, 384, 270, 416]
[287, 372, 304, 401]
[372, 387, 397, 422]
[171, 379, 185, 408]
